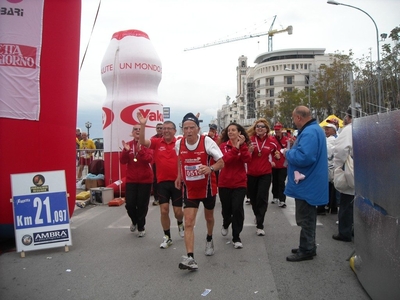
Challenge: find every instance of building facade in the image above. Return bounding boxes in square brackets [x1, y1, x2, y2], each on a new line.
[216, 48, 333, 130]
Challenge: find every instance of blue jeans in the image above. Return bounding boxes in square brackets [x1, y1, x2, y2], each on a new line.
[295, 199, 317, 253]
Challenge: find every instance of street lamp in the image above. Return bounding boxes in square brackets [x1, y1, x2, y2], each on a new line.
[327, 0, 382, 113]
[284, 67, 311, 109]
[85, 121, 92, 138]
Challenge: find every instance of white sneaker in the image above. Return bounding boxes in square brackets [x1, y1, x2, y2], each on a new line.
[138, 230, 145, 237]
[205, 239, 214, 256]
[179, 255, 198, 271]
[221, 226, 228, 236]
[271, 198, 279, 204]
[160, 235, 173, 249]
[256, 229, 265, 236]
[245, 199, 251, 205]
[279, 202, 287, 208]
[130, 223, 137, 232]
[233, 241, 243, 249]
[178, 223, 185, 238]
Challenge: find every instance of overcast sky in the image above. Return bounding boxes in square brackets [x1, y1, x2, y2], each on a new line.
[77, 0, 400, 138]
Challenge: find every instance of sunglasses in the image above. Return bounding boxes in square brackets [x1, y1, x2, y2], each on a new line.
[256, 125, 266, 128]
[156, 127, 163, 129]
[132, 128, 140, 131]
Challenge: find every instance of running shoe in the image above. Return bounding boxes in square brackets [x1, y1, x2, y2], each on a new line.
[256, 229, 265, 236]
[152, 200, 159, 206]
[160, 235, 173, 249]
[179, 255, 198, 271]
[178, 223, 185, 238]
[221, 226, 228, 236]
[245, 199, 251, 205]
[279, 202, 287, 208]
[130, 223, 137, 232]
[138, 230, 146, 237]
[271, 198, 279, 204]
[233, 241, 243, 249]
[205, 239, 215, 256]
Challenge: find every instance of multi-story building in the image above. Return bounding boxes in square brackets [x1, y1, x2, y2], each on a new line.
[217, 48, 333, 129]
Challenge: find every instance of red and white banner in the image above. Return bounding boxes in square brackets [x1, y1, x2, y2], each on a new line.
[0, 0, 44, 120]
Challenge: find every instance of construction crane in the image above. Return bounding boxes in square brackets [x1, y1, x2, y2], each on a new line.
[184, 15, 293, 52]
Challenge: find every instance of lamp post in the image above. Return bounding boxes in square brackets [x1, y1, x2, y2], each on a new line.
[285, 67, 311, 109]
[85, 121, 92, 138]
[327, 0, 382, 113]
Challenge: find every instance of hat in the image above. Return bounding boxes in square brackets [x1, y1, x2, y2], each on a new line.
[182, 112, 199, 127]
[324, 123, 337, 130]
[326, 118, 339, 126]
[209, 124, 217, 130]
[274, 122, 283, 130]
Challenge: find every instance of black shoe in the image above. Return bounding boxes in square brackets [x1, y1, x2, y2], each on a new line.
[152, 200, 159, 206]
[332, 234, 352, 242]
[291, 248, 317, 256]
[286, 252, 314, 262]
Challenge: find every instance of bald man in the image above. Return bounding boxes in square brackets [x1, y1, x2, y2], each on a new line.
[282, 106, 328, 262]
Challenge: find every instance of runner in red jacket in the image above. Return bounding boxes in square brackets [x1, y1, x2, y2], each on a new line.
[120, 125, 154, 237]
[271, 122, 289, 208]
[218, 123, 251, 249]
[246, 118, 279, 236]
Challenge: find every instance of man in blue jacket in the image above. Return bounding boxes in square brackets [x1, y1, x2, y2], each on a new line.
[282, 106, 328, 262]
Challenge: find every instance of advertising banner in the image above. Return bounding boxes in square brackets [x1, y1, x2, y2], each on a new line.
[0, 0, 44, 120]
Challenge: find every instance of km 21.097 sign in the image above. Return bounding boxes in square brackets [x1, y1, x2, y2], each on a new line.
[11, 170, 72, 253]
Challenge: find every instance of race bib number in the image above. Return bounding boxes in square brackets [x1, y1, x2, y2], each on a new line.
[184, 164, 205, 181]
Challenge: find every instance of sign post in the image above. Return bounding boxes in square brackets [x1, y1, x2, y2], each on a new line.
[11, 170, 72, 257]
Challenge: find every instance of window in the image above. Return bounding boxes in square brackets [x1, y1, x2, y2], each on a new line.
[269, 78, 274, 86]
[286, 76, 293, 85]
[269, 89, 274, 97]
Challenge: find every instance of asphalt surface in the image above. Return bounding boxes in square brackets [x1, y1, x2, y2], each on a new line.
[0, 194, 371, 300]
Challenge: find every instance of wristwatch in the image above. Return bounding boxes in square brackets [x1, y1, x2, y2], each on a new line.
[210, 166, 215, 172]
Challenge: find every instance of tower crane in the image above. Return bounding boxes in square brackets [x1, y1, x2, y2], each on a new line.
[184, 15, 293, 52]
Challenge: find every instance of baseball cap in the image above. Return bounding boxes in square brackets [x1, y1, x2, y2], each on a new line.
[182, 113, 199, 127]
[274, 122, 283, 130]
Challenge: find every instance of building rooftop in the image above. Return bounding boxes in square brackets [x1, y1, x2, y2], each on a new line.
[254, 48, 326, 64]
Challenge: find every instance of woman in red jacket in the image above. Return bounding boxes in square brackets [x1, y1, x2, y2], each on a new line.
[120, 125, 154, 237]
[246, 119, 279, 236]
[218, 123, 251, 248]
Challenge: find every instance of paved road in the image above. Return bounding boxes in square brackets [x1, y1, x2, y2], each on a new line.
[0, 194, 371, 300]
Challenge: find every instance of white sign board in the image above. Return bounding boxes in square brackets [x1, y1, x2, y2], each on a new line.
[11, 170, 72, 253]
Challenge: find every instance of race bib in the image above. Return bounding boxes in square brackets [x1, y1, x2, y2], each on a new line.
[184, 164, 205, 181]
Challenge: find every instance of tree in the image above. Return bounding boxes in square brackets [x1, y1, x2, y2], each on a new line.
[314, 52, 353, 118]
[380, 26, 400, 110]
[276, 89, 303, 127]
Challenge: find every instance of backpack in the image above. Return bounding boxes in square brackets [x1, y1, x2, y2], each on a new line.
[89, 159, 104, 175]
